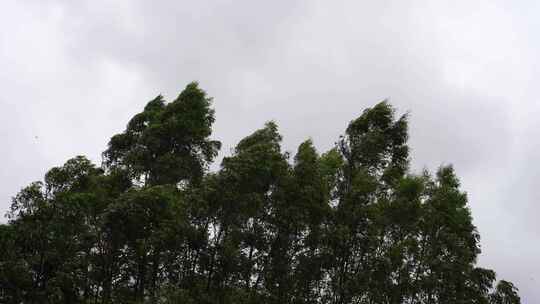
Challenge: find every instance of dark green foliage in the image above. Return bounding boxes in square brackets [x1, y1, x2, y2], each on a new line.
[103, 82, 221, 186]
[489, 281, 521, 304]
[1, 85, 519, 303]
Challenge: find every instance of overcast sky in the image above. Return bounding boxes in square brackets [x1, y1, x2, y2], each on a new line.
[1, 0, 538, 301]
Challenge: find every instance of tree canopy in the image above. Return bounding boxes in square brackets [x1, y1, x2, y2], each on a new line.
[0, 83, 520, 303]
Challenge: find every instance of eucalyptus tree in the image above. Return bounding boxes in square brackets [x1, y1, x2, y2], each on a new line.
[101, 82, 222, 302]
[103, 82, 221, 186]
[0, 84, 520, 304]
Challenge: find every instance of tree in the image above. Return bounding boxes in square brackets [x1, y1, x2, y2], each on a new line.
[490, 281, 521, 304]
[103, 82, 221, 186]
[1, 84, 520, 304]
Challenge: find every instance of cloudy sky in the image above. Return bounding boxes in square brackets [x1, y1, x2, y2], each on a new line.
[1, 0, 538, 301]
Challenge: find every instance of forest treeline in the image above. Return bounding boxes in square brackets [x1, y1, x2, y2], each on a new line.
[0, 83, 520, 303]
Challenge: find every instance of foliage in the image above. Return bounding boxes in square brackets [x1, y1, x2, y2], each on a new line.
[0, 83, 519, 303]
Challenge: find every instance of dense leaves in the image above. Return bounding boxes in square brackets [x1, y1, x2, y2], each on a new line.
[103, 82, 221, 186]
[1, 84, 519, 303]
